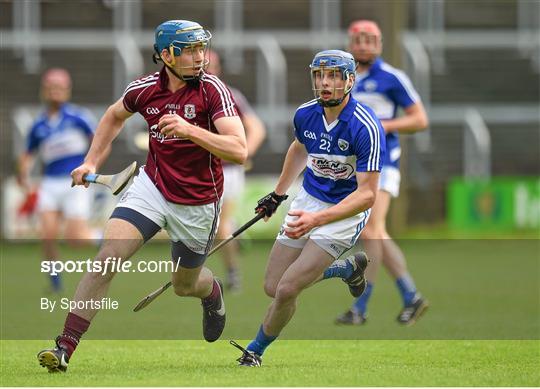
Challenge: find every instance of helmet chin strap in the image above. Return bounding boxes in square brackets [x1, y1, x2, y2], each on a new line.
[318, 97, 344, 107]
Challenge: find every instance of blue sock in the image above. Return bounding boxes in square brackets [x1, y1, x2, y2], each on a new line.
[322, 257, 354, 280]
[396, 274, 417, 306]
[352, 282, 373, 315]
[246, 325, 277, 356]
[50, 274, 62, 291]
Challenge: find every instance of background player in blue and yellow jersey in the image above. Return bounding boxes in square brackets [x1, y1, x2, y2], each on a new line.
[232, 50, 385, 366]
[17, 68, 97, 293]
[335, 20, 430, 326]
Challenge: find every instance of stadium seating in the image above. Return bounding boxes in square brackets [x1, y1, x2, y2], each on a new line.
[1, 0, 538, 229]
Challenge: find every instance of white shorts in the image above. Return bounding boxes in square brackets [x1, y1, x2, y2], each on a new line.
[37, 176, 91, 219]
[222, 164, 245, 201]
[115, 167, 221, 254]
[277, 187, 371, 258]
[379, 165, 401, 198]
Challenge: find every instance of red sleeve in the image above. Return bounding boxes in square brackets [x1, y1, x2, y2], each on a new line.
[122, 73, 159, 113]
[202, 74, 239, 121]
[122, 86, 137, 113]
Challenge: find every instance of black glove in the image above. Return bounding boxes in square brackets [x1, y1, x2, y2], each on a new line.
[255, 191, 289, 217]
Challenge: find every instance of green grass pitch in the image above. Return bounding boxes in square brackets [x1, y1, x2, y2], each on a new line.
[2, 340, 539, 386]
[1, 239, 539, 386]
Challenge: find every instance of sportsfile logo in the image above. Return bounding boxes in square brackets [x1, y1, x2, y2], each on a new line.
[41, 257, 181, 276]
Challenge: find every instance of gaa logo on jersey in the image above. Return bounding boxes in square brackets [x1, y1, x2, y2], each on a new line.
[146, 107, 160, 115]
[338, 139, 349, 151]
[184, 104, 196, 119]
[304, 130, 317, 140]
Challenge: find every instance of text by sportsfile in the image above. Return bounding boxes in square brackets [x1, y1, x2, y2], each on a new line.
[41, 297, 119, 312]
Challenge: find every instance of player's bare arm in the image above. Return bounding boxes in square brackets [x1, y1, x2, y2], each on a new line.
[253, 140, 306, 221]
[16, 152, 34, 191]
[380, 101, 429, 134]
[274, 139, 308, 196]
[243, 112, 267, 157]
[158, 114, 247, 164]
[285, 171, 379, 239]
[71, 98, 133, 186]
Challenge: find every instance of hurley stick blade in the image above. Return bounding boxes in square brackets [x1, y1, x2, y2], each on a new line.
[84, 161, 137, 195]
[133, 282, 172, 312]
[105, 161, 137, 195]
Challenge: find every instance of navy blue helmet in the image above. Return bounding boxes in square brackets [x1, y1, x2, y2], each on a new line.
[153, 20, 212, 80]
[310, 50, 356, 107]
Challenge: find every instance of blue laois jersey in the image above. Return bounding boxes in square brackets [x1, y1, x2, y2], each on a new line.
[351, 57, 420, 168]
[26, 103, 96, 177]
[294, 96, 385, 204]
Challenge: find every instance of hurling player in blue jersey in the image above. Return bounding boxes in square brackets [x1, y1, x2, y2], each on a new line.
[231, 50, 385, 366]
[17, 68, 98, 293]
[335, 20, 430, 326]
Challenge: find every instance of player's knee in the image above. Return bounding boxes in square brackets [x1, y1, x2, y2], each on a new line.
[172, 281, 195, 297]
[85, 262, 116, 284]
[264, 281, 277, 298]
[173, 286, 191, 296]
[96, 245, 117, 262]
[85, 269, 115, 285]
[275, 282, 301, 303]
[87, 248, 121, 281]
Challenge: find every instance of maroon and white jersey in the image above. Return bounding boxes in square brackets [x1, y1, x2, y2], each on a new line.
[122, 67, 239, 205]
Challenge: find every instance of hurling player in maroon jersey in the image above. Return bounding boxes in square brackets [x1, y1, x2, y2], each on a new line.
[37, 20, 247, 373]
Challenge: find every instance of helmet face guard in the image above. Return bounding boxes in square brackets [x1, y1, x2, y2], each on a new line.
[310, 50, 356, 107]
[153, 20, 212, 81]
[166, 36, 212, 80]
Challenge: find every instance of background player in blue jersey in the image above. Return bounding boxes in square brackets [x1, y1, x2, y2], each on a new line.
[335, 20, 430, 326]
[232, 50, 385, 366]
[17, 68, 98, 293]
